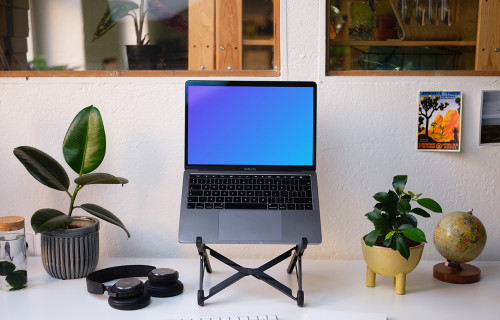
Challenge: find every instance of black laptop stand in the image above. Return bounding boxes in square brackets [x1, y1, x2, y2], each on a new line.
[195, 237, 308, 307]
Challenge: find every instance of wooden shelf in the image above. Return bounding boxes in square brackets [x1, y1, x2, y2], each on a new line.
[330, 40, 477, 47]
[243, 37, 274, 46]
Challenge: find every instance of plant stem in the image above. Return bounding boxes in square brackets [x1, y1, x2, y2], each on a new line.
[68, 185, 83, 216]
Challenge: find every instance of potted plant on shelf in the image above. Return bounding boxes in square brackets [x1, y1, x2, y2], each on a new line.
[13, 105, 129, 279]
[92, 0, 187, 70]
[361, 175, 442, 294]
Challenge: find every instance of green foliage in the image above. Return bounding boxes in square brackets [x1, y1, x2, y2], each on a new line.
[364, 175, 442, 260]
[13, 106, 129, 238]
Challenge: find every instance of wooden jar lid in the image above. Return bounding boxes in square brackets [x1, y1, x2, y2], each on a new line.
[0, 216, 25, 231]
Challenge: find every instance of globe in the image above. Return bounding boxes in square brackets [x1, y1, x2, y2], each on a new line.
[433, 210, 487, 263]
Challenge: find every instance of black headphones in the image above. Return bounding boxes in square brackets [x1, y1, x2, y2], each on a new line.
[86, 265, 183, 310]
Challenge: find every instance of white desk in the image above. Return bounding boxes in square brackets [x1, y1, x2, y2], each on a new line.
[2, 257, 499, 320]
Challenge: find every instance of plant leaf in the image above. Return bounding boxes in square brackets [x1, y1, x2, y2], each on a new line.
[397, 200, 411, 215]
[364, 230, 380, 247]
[63, 106, 106, 175]
[0, 261, 16, 276]
[399, 214, 418, 227]
[13, 146, 69, 191]
[92, 1, 139, 41]
[395, 234, 410, 260]
[410, 207, 431, 218]
[401, 227, 427, 243]
[79, 203, 130, 238]
[6, 270, 27, 289]
[416, 198, 442, 213]
[397, 224, 414, 231]
[385, 231, 396, 240]
[31, 209, 73, 234]
[75, 173, 129, 186]
[392, 175, 407, 195]
[365, 208, 382, 222]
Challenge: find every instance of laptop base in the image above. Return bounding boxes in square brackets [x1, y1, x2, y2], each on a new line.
[195, 237, 308, 307]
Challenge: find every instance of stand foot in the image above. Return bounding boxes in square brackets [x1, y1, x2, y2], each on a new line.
[366, 266, 376, 287]
[297, 290, 304, 307]
[433, 262, 481, 284]
[395, 273, 406, 295]
[197, 290, 205, 306]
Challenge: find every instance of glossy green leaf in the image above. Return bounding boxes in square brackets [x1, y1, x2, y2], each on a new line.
[364, 230, 380, 247]
[397, 200, 411, 215]
[385, 231, 396, 240]
[79, 203, 130, 238]
[416, 198, 442, 213]
[6, 270, 27, 290]
[410, 207, 431, 218]
[392, 175, 407, 195]
[31, 209, 73, 234]
[365, 208, 382, 222]
[373, 190, 398, 205]
[395, 234, 410, 260]
[92, 1, 139, 41]
[63, 106, 106, 175]
[75, 173, 129, 186]
[397, 224, 414, 231]
[0, 261, 15, 276]
[398, 214, 418, 228]
[401, 227, 427, 243]
[383, 235, 396, 249]
[13, 146, 69, 191]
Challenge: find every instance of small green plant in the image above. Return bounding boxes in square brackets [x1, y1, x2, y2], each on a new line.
[364, 175, 442, 260]
[13, 106, 129, 237]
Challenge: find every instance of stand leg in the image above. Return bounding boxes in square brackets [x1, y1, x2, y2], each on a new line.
[366, 266, 376, 287]
[395, 273, 406, 295]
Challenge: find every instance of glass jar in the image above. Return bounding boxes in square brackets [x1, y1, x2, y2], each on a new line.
[0, 216, 27, 291]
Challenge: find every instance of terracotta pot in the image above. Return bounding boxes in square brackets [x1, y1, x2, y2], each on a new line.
[40, 217, 99, 279]
[361, 237, 424, 294]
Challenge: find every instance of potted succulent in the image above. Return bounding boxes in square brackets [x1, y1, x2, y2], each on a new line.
[13, 105, 129, 279]
[361, 175, 442, 294]
[92, 0, 187, 70]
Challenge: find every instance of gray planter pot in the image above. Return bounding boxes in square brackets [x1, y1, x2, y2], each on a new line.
[40, 216, 99, 279]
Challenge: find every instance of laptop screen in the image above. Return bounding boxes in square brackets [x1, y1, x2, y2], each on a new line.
[185, 81, 316, 170]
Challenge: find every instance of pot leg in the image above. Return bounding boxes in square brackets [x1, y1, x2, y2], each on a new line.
[395, 273, 406, 295]
[366, 266, 376, 287]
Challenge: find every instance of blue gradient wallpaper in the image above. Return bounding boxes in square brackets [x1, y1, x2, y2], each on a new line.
[187, 85, 314, 166]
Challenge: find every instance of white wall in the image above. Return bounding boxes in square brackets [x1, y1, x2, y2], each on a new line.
[1, 0, 499, 261]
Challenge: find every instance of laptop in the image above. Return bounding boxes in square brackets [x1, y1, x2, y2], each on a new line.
[178, 80, 322, 245]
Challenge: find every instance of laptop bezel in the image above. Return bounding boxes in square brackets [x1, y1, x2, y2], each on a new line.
[184, 80, 317, 172]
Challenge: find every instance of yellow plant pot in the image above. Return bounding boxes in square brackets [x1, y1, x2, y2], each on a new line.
[361, 238, 424, 294]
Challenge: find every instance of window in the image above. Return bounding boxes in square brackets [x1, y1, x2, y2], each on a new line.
[327, 0, 500, 75]
[0, 0, 279, 76]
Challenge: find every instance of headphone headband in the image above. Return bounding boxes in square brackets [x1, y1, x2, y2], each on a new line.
[86, 265, 156, 295]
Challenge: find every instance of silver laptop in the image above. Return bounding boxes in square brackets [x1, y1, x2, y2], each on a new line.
[178, 80, 322, 244]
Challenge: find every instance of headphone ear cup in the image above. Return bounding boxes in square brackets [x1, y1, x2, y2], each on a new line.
[145, 279, 184, 298]
[108, 290, 151, 310]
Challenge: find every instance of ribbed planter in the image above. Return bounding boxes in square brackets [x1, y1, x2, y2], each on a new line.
[41, 217, 99, 279]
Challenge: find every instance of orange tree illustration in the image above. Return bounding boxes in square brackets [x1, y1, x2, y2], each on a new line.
[419, 95, 449, 136]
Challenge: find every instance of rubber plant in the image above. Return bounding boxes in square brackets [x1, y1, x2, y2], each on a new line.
[364, 175, 442, 260]
[13, 105, 130, 237]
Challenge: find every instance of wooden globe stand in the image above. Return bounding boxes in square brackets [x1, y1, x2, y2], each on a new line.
[433, 261, 481, 284]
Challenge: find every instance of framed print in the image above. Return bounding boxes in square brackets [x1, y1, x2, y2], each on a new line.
[480, 90, 500, 145]
[418, 91, 462, 152]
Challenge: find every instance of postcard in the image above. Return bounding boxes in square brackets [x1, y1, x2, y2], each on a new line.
[418, 91, 462, 152]
[480, 90, 500, 145]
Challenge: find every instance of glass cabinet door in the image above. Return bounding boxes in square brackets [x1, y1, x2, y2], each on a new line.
[327, 0, 480, 73]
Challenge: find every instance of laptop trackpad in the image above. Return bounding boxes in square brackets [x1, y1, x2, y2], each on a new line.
[218, 210, 282, 241]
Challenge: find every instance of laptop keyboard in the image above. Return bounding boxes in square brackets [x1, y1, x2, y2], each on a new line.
[187, 174, 313, 210]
